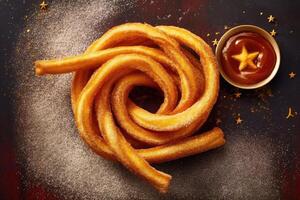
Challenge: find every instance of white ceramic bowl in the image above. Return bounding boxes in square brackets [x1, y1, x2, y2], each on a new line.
[215, 25, 280, 89]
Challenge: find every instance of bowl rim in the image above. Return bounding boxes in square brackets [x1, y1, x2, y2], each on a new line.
[215, 24, 281, 89]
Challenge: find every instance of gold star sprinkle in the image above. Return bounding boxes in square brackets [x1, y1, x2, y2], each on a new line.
[207, 33, 210, 37]
[26, 29, 30, 33]
[267, 15, 275, 23]
[215, 32, 220, 35]
[286, 107, 295, 119]
[212, 39, 218, 46]
[289, 72, 296, 79]
[270, 29, 277, 37]
[260, 12, 263, 16]
[40, 1, 48, 10]
[232, 46, 259, 71]
[234, 92, 242, 98]
[235, 116, 243, 124]
[224, 25, 229, 30]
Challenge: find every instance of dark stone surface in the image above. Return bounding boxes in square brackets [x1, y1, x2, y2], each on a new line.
[0, 0, 299, 199]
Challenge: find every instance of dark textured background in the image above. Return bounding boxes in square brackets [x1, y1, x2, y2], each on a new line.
[0, 0, 299, 199]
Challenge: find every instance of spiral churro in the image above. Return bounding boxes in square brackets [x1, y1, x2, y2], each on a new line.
[35, 23, 225, 193]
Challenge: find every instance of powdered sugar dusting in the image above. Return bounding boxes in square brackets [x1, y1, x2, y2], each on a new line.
[11, 0, 162, 199]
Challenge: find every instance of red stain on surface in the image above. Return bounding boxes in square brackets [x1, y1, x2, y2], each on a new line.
[24, 185, 59, 200]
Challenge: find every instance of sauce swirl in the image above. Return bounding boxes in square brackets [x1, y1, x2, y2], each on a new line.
[221, 32, 276, 85]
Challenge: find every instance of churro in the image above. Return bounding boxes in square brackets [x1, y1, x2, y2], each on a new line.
[35, 23, 225, 193]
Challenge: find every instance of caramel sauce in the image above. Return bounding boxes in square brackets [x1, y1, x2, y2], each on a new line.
[221, 32, 276, 85]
